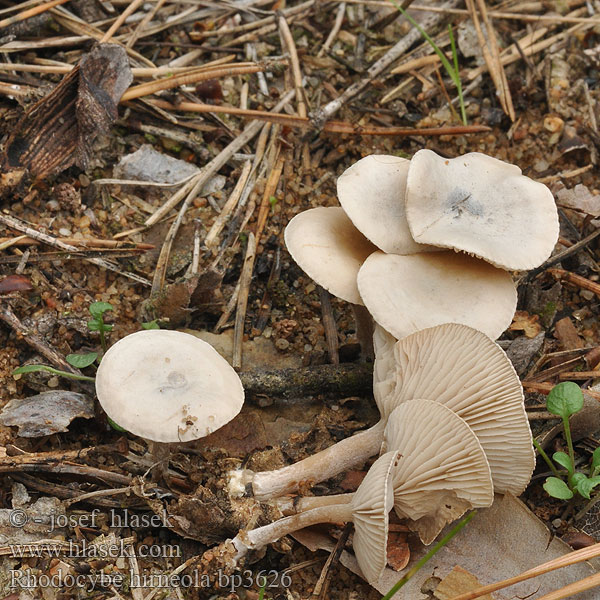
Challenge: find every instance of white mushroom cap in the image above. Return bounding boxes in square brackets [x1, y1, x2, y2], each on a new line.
[351, 450, 398, 584]
[337, 155, 435, 255]
[405, 150, 559, 270]
[384, 399, 493, 545]
[390, 323, 534, 495]
[357, 251, 517, 341]
[284, 207, 377, 305]
[96, 330, 244, 443]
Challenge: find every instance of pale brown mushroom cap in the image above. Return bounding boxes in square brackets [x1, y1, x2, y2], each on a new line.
[405, 150, 559, 270]
[384, 399, 493, 545]
[284, 207, 377, 305]
[351, 450, 398, 585]
[357, 251, 517, 340]
[390, 323, 534, 495]
[337, 154, 434, 255]
[96, 330, 244, 443]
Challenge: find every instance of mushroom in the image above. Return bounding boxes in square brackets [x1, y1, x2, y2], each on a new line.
[357, 250, 517, 341]
[405, 149, 560, 270]
[284, 206, 377, 356]
[230, 322, 524, 501]
[95, 330, 244, 479]
[336, 154, 436, 255]
[231, 450, 399, 585]
[383, 399, 493, 543]
[386, 322, 534, 495]
[275, 399, 493, 546]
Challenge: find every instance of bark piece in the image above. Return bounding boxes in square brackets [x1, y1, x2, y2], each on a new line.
[1, 44, 131, 184]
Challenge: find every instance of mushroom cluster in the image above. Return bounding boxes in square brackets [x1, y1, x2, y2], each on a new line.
[285, 150, 559, 341]
[223, 150, 559, 581]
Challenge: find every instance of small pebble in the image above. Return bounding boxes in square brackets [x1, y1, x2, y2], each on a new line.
[275, 338, 289, 350]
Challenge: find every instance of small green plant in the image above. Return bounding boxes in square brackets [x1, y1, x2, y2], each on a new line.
[390, 0, 467, 125]
[87, 301, 113, 353]
[12, 302, 114, 383]
[533, 382, 600, 500]
[13, 364, 95, 382]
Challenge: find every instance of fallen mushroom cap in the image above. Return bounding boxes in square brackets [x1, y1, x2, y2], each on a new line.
[384, 399, 493, 545]
[390, 323, 534, 495]
[351, 450, 398, 585]
[95, 330, 244, 443]
[284, 206, 377, 305]
[357, 251, 517, 341]
[337, 154, 435, 255]
[405, 150, 560, 270]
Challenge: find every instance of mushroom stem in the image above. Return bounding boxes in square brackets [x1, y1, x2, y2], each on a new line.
[232, 503, 355, 561]
[148, 441, 170, 481]
[246, 420, 385, 500]
[352, 304, 374, 360]
[274, 492, 354, 515]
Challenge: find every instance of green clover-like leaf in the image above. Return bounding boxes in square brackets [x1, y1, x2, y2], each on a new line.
[552, 451, 574, 476]
[66, 352, 98, 369]
[547, 382, 584, 419]
[543, 477, 573, 500]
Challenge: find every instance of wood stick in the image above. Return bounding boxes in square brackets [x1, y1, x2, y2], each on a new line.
[121, 63, 267, 102]
[233, 232, 256, 370]
[145, 98, 490, 136]
[319, 286, 340, 365]
[0, 0, 69, 30]
[205, 160, 252, 248]
[0, 304, 80, 375]
[99, 0, 146, 44]
[548, 268, 600, 298]
[0, 213, 151, 287]
[319, 2, 346, 57]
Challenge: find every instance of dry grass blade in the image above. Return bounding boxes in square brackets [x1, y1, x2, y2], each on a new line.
[448, 541, 600, 600]
[120, 63, 267, 101]
[536, 573, 600, 600]
[0, 0, 69, 29]
[99, 0, 146, 44]
[465, 0, 515, 121]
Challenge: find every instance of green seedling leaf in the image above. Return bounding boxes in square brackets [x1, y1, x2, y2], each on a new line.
[66, 352, 98, 368]
[89, 301, 113, 319]
[88, 319, 113, 332]
[107, 416, 127, 432]
[547, 381, 584, 419]
[570, 471, 587, 490]
[576, 476, 600, 499]
[552, 451, 574, 476]
[591, 447, 600, 477]
[141, 320, 160, 330]
[543, 477, 573, 500]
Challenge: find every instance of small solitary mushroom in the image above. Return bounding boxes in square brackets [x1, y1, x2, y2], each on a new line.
[357, 250, 517, 341]
[96, 330, 244, 478]
[232, 323, 523, 500]
[232, 450, 399, 585]
[284, 206, 377, 354]
[405, 150, 560, 270]
[276, 399, 493, 546]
